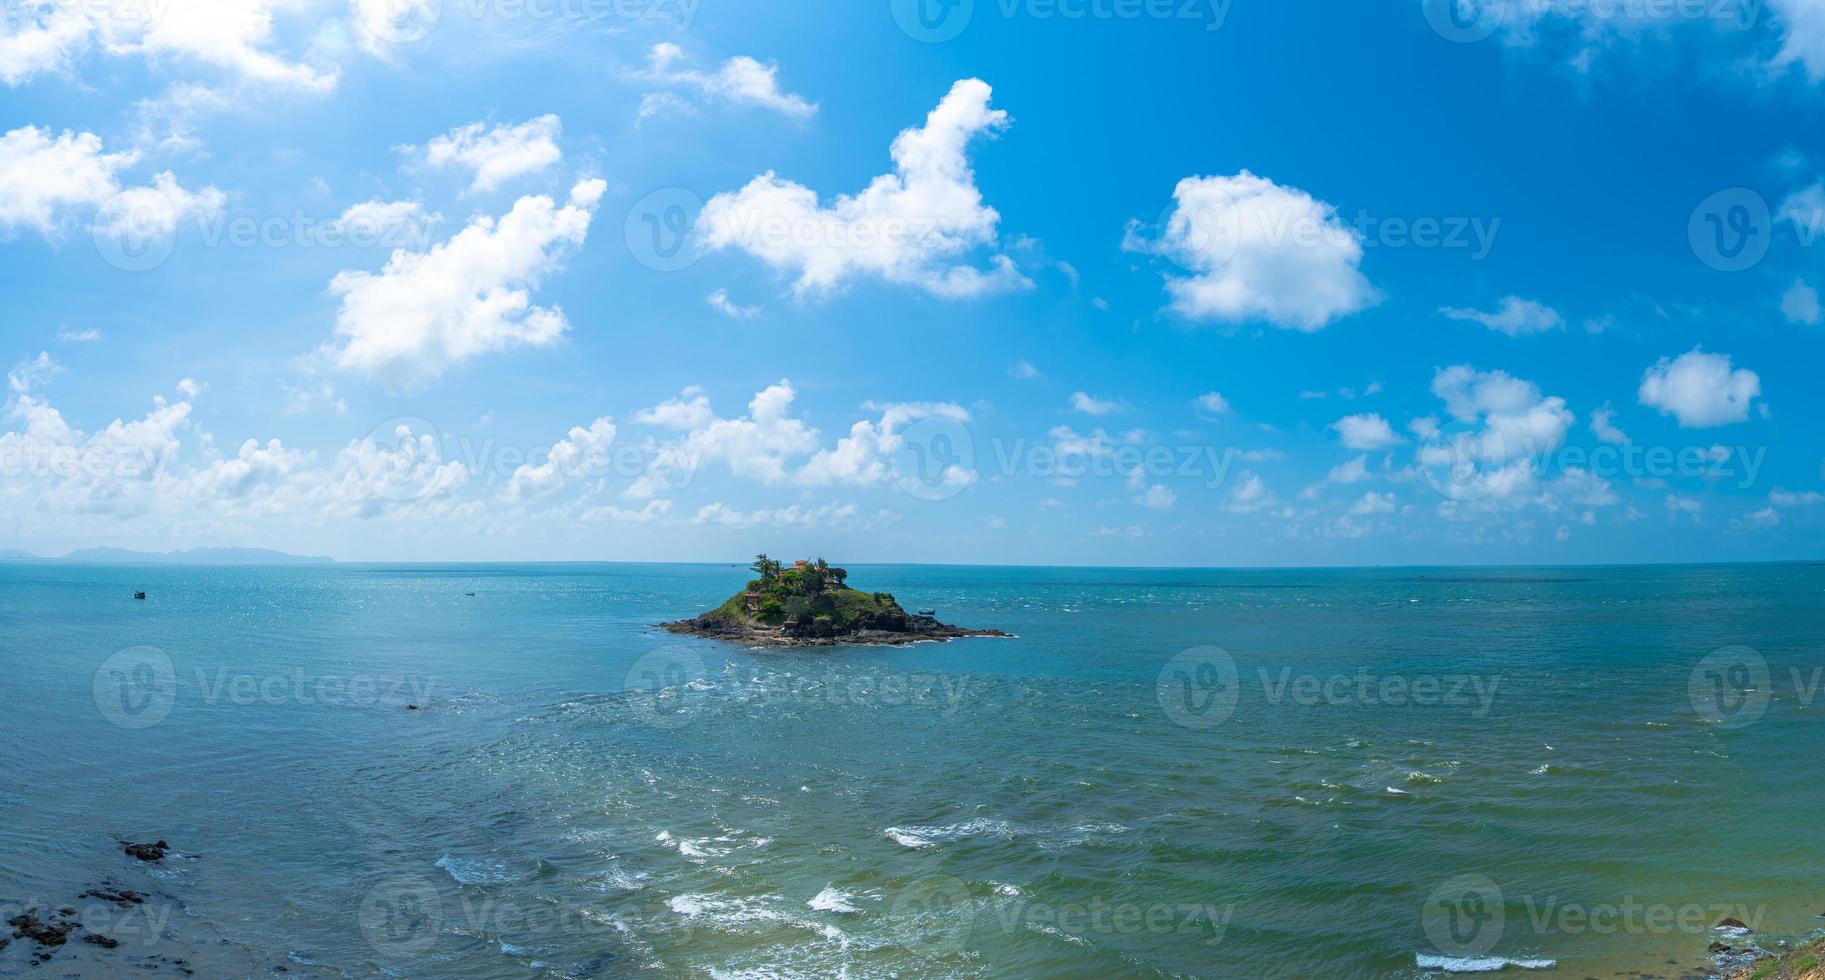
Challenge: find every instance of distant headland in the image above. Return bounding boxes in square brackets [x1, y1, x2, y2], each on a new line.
[0, 547, 334, 565]
[661, 556, 1010, 646]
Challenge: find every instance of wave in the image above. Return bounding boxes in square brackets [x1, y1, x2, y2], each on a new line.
[435, 854, 521, 885]
[1415, 953, 1556, 972]
[882, 817, 1128, 851]
[807, 887, 859, 914]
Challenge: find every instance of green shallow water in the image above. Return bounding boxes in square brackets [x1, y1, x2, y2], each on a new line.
[1, 561, 1821, 978]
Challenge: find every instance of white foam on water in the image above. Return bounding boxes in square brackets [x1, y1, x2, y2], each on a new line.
[883, 817, 1128, 851]
[1415, 953, 1556, 972]
[435, 854, 519, 885]
[807, 887, 859, 914]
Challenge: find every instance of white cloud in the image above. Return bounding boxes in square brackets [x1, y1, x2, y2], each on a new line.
[0, 0, 335, 92]
[503, 417, 615, 501]
[0, 126, 219, 248]
[1589, 404, 1628, 445]
[1781, 278, 1821, 325]
[421, 115, 563, 194]
[56, 327, 101, 343]
[1770, 487, 1824, 507]
[1134, 483, 1176, 511]
[1225, 471, 1279, 513]
[1666, 493, 1703, 514]
[1638, 348, 1761, 427]
[331, 199, 441, 248]
[1420, 367, 1583, 515]
[1193, 391, 1230, 416]
[1069, 391, 1122, 416]
[1742, 506, 1780, 528]
[706, 288, 759, 319]
[326, 178, 606, 386]
[1332, 412, 1401, 451]
[1438, 296, 1565, 336]
[1328, 455, 1371, 484]
[1768, 0, 1825, 82]
[1008, 359, 1041, 380]
[795, 399, 972, 489]
[1125, 170, 1376, 331]
[632, 43, 815, 121]
[697, 78, 1029, 299]
[580, 499, 672, 523]
[634, 387, 715, 430]
[691, 501, 864, 529]
[1350, 491, 1396, 515]
[624, 380, 821, 498]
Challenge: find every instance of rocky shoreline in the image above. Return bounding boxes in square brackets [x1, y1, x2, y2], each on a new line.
[660, 611, 1011, 647]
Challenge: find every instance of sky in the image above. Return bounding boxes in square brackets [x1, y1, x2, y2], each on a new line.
[3, 0, 1825, 565]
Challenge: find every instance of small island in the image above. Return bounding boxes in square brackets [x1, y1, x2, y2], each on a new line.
[661, 556, 1010, 647]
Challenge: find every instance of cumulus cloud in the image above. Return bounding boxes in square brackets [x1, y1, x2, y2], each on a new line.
[420, 115, 563, 194]
[1008, 359, 1042, 380]
[326, 178, 606, 386]
[632, 43, 815, 121]
[1638, 348, 1761, 427]
[0, 126, 219, 241]
[1328, 455, 1371, 484]
[1332, 412, 1401, 451]
[503, 417, 616, 501]
[1419, 366, 1589, 516]
[1134, 483, 1176, 511]
[634, 387, 715, 430]
[1781, 278, 1821, 325]
[1069, 392, 1122, 416]
[1439, 296, 1565, 336]
[1125, 170, 1376, 331]
[1589, 404, 1628, 445]
[1350, 491, 1396, 515]
[0, 0, 335, 91]
[696, 78, 1029, 299]
[691, 501, 869, 529]
[1193, 391, 1230, 417]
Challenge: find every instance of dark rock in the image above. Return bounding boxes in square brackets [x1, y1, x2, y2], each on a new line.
[80, 886, 146, 908]
[80, 934, 118, 949]
[1708, 941, 1732, 953]
[8, 910, 76, 947]
[123, 840, 170, 862]
[1716, 916, 1750, 930]
[405, 704, 420, 711]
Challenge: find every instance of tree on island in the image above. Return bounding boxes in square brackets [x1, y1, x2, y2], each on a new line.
[751, 554, 782, 580]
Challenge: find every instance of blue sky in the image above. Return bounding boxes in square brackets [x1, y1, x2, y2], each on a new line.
[3, 0, 1824, 564]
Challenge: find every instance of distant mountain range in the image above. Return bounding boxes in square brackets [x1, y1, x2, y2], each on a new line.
[0, 547, 334, 564]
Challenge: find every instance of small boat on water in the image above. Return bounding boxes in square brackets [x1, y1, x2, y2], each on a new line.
[133, 591, 146, 600]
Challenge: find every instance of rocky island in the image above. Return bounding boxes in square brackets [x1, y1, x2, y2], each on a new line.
[661, 556, 1010, 646]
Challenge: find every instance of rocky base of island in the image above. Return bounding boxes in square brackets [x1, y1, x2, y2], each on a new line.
[658, 556, 1011, 647]
[661, 611, 1010, 647]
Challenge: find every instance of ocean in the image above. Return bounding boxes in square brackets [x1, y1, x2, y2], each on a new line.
[2, 561, 1821, 978]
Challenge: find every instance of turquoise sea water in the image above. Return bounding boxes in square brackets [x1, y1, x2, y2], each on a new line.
[2, 562, 1822, 978]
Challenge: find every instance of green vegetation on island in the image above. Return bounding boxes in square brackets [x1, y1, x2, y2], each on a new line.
[661, 555, 1009, 646]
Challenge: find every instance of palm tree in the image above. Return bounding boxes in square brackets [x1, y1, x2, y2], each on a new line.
[752, 554, 779, 580]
